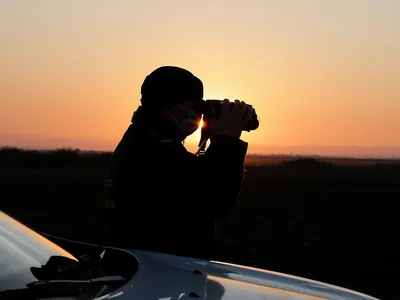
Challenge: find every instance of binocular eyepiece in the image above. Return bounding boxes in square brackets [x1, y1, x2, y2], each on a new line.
[195, 99, 259, 132]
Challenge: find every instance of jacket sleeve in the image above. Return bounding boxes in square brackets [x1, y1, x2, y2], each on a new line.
[160, 135, 248, 219]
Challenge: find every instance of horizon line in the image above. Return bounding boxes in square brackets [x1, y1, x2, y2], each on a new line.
[1, 145, 399, 160]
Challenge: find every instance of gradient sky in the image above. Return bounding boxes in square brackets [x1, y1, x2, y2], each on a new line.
[1, 0, 399, 157]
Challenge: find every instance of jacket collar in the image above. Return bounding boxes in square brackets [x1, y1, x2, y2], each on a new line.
[131, 106, 186, 142]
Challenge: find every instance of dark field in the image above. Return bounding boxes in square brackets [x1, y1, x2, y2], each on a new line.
[1, 147, 400, 299]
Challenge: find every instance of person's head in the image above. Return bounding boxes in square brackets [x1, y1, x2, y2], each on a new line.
[140, 66, 205, 137]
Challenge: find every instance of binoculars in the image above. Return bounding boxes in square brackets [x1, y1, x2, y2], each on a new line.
[196, 99, 259, 154]
[195, 99, 259, 132]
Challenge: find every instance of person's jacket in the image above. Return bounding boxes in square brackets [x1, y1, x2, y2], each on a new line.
[104, 106, 248, 260]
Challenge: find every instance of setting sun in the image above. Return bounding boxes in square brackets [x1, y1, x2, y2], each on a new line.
[199, 118, 204, 130]
[185, 118, 204, 152]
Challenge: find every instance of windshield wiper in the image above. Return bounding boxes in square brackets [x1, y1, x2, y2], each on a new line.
[30, 253, 109, 282]
[0, 275, 128, 300]
[26, 275, 127, 287]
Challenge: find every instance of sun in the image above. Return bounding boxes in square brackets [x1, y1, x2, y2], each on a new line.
[184, 118, 204, 150]
[198, 118, 204, 130]
[192, 118, 204, 140]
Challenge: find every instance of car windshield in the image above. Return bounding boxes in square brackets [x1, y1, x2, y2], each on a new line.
[0, 210, 78, 292]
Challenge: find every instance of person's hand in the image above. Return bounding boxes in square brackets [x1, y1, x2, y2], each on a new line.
[207, 99, 254, 139]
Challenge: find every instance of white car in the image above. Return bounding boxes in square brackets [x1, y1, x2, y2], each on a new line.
[0, 210, 379, 300]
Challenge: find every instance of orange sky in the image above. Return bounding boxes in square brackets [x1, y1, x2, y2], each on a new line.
[1, 1, 399, 157]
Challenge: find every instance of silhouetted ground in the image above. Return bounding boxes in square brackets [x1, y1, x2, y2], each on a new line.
[1, 147, 399, 299]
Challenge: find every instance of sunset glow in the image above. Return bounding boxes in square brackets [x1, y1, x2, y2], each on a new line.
[1, 1, 399, 157]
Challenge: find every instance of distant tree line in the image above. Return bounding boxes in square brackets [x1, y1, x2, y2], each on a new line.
[0, 146, 112, 169]
[282, 157, 333, 168]
[1, 147, 399, 178]
[0, 146, 334, 169]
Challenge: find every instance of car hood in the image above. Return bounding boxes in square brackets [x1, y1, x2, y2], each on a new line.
[97, 249, 378, 300]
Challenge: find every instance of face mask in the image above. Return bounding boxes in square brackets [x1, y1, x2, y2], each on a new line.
[173, 105, 200, 135]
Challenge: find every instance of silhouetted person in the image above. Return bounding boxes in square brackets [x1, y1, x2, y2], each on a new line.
[104, 66, 253, 260]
